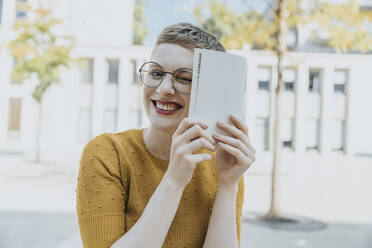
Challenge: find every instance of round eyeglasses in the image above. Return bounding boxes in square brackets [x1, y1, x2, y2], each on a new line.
[139, 62, 193, 94]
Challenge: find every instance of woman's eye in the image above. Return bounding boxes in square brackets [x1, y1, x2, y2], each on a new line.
[150, 70, 164, 78]
[175, 77, 192, 83]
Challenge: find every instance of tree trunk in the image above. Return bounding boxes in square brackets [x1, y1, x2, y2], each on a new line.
[267, 0, 287, 219]
[35, 101, 42, 163]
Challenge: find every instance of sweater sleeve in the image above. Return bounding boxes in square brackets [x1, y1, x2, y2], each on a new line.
[76, 133, 128, 248]
[236, 176, 245, 247]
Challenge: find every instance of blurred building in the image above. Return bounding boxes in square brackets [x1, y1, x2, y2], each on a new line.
[0, 0, 372, 222]
[0, 0, 140, 160]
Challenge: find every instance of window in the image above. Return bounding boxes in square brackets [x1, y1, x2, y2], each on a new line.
[103, 109, 118, 133]
[16, 0, 28, 19]
[107, 59, 119, 84]
[7, 98, 22, 140]
[334, 70, 347, 94]
[281, 118, 294, 148]
[309, 70, 321, 93]
[331, 120, 345, 152]
[256, 117, 269, 151]
[283, 68, 296, 92]
[81, 58, 94, 83]
[305, 119, 319, 151]
[334, 84, 345, 93]
[257, 67, 271, 91]
[77, 108, 92, 142]
[258, 81, 269, 90]
[284, 82, 294, 91]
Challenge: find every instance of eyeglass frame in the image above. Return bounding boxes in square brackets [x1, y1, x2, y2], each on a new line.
[138, 61, 193, 95]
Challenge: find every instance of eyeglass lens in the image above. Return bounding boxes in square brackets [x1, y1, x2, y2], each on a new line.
[140, 62, 192, 94]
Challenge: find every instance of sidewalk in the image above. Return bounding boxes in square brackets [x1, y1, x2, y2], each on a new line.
[0, 154, 77, 212]
[1, 210, 371, 248]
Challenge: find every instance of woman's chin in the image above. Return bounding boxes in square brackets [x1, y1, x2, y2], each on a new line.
[147, 116, 181, 132]
[152, 120, 179, 132]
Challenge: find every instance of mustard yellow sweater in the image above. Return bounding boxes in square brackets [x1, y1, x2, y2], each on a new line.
[76, 128, 244, 248]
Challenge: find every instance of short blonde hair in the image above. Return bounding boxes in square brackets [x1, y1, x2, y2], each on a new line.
[155, 22, 225, 52]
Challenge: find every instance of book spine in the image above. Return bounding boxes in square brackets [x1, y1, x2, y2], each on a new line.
[193, 52, 202, 117]
[197, 52, 202, 82]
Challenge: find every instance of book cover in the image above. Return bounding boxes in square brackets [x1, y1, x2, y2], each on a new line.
[189, 48, 247, 137]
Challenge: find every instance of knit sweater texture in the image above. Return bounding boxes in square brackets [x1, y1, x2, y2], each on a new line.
[76, 128, 245, 248]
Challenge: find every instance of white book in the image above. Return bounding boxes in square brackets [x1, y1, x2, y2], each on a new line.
[189, 48, 247, 137]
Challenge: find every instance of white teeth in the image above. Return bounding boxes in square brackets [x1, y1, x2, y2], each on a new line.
[155, 101, 180, 111]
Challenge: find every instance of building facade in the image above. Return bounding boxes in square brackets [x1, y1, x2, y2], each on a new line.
[1, 0, 372, 222]
[0, 0, 137, 161]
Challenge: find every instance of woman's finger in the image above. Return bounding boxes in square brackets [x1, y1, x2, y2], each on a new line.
[217, 142, 255, 167]
[212, 133, 254, 158]
[226, 115, 256, 153]
[182, 124, 215, 145]
[182, 137, 217, 154]
[229, 114, 249, 138]
[216, 121, 250, 147]
[175, 118, 208, 136]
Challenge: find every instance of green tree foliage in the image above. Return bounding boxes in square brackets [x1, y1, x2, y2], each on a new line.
[133, 0, 148, 45]
[8, 5, 75, 103]
[193, 0, 276, 50]
[310, 0, 372, 52]
[193, 0, 372, 52]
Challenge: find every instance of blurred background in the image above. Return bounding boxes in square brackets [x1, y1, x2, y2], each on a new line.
[0, 0, 371, 247]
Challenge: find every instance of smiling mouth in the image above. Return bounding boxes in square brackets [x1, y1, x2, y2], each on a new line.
[151, 100, 183, 112]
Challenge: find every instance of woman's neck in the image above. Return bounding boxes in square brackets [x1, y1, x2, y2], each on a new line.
[143, 126, 173, 161]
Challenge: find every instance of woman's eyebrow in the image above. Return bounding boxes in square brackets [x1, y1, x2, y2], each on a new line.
[151, 61, 192, 71]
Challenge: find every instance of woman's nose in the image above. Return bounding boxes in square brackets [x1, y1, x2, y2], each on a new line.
[156, 73, 175, 95]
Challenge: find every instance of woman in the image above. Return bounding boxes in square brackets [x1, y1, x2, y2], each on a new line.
[76, 23, 256, 248]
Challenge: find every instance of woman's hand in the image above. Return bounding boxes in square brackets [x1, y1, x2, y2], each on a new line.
[165, 118, 217, 189]
[213, 114, 256, 188]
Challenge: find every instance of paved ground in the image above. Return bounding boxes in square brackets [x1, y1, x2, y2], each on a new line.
[241, 219, 372, 248]
[0, 210, 371, 248]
